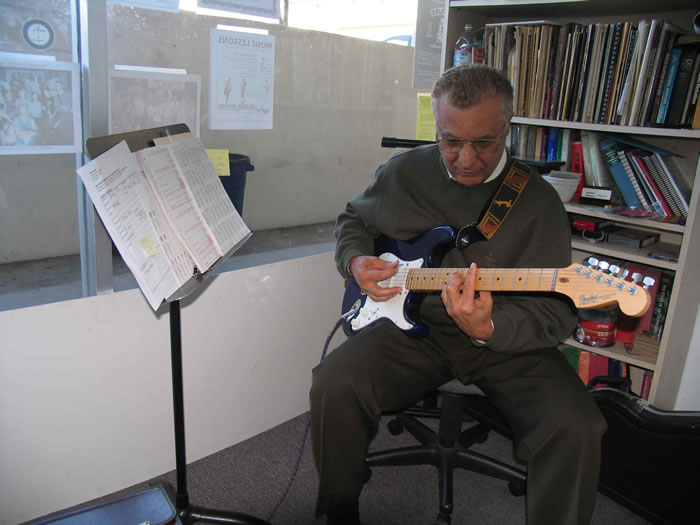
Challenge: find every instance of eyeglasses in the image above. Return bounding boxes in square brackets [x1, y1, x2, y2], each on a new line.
[436, 129, 505, 155]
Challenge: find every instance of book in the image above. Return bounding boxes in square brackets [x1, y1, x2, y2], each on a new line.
[578, 349, 592, 385]
[655, 48, 682, 124]
[614, 25, 638, 124]
[641, 21, 681, 127]
[546, 126, 559, 161]
[618, 20, 649, 125]
[629, 19, 660, 126]
[581, 131, 615, 190]
[588, 353, 610, 389]
[598, 23, 623, 124]
[651, 153, 689, 217]
[649, 269, 675, 337]
[686, 60, 700, 127]
[76, 137, 251, 311]
[681, 51, 700, 125]
[561, 345, 580, 371]
[665, 47, 699, 126]
[623, 150, 670, 218]
[627, 149, 680, 218]
[598, 137, 643, 209]
[640, 370, 654, 400]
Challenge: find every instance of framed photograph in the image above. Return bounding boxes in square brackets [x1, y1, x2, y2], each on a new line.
[0, 0, 76, 62]
[0, 60, 81, 155]
[109, 69, 202, 137]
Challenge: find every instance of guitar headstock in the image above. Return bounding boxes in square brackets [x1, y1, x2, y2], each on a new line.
[556, 263, 652, 317]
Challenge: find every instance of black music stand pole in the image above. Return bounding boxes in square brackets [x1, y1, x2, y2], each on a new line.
[160, 299, 269, 525]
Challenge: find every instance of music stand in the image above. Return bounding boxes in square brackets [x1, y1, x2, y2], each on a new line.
[85, 125, 269, 525]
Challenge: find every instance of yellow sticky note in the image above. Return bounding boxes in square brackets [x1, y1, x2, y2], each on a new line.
[416, 94, 436, 141]
[206, 149, 231, 176]
[138, 236, 158, 257]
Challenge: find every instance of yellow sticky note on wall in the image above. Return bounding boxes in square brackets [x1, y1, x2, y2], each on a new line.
[416, 94, 436, 141]
[206, 149, 231, 176]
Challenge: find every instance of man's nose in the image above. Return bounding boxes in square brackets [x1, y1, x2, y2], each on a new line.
[456, 142, 479, 165]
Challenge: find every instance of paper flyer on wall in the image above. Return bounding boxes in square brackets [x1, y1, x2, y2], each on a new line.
[209, 28, 275, 130]
[76, 137, 251, 310]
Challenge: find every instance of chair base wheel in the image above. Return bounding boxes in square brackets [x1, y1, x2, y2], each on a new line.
[508, 480, 526, 497]
[435, 512, 451, 524]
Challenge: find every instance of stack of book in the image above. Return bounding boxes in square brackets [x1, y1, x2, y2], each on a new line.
[483, 20, 700, 129]
[561, 346, 654, 400]
[597, 134, 691, 222]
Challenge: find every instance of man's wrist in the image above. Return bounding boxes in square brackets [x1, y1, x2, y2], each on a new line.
[471, 318, 494, 346]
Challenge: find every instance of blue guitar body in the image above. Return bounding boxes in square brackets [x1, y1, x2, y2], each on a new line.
[341, 226, 457, 337]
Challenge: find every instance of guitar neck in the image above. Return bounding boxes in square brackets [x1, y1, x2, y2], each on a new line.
[405, 267, 559, 293]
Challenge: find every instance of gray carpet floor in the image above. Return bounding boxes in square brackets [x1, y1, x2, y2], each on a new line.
[30, 412, 650, 525]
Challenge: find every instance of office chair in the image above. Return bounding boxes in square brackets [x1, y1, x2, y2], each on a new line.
[364, 379, 526, 524]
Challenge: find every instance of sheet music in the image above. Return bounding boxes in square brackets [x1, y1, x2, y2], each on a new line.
[137, 141, 222, 272]
[76, 141, 195, 310]
[166, 139, 250, 256]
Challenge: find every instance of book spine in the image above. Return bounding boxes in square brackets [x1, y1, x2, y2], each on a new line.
[640, 370, 653, 400]
[598, 23, 623, 124]
[598, 138, 642, 208]
[578, 350, 591, 385]
[666, 48, 698, 126]
[656, 48, 682, 124]
[649, 270, 674, 337]
[652, 153, 689, 216]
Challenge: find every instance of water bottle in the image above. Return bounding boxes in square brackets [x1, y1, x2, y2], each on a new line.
[452, 24, 482, 67]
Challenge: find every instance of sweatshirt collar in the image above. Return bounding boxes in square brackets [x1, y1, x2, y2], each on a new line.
[445, 148, 507, 184]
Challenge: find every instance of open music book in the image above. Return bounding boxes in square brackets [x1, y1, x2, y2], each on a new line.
[77, 137, 251, 310]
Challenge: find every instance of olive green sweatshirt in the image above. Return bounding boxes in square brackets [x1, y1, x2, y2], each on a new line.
[335, 144, 577, 353]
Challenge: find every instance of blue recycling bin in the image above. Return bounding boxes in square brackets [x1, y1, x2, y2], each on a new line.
[220, 153, 254, 216]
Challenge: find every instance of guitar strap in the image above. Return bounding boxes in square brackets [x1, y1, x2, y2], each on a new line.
[455, 159, 532, 249]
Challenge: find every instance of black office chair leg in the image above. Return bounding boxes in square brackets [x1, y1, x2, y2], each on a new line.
[437, 454, 454, 524]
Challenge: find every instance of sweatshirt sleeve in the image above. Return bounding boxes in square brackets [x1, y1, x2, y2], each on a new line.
[334, 166, 385, 278]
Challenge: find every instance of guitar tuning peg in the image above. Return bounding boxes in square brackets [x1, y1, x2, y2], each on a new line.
[609, 264, 621, 276]
[598, 261, 610, 273]
[642, 276, 656, 290]
[621, 268, 629, 280]
[631, 272, 643, 284]
[585, 256, 599, 267]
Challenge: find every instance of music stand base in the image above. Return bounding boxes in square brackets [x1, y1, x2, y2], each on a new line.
[155, 480, 269, 525]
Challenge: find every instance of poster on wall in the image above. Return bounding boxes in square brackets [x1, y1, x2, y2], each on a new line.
[0, 60, 81, 155]
[109, 69, 201, 136]
[412, 0, 445, 90]
[210, 28, 275, 130]
[198, 0, 280, 20]
[0, 0, 75, 62]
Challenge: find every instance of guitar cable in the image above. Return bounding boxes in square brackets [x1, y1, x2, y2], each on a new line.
[265, 301, 361, 522]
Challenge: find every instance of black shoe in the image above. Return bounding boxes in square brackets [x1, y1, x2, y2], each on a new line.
[327, 500, 360, 525]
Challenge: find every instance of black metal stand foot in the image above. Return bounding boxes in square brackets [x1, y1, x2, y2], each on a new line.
[166, 300, 270, 525]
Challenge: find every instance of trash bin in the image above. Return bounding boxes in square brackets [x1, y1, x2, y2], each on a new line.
[220, 153, 254, 216]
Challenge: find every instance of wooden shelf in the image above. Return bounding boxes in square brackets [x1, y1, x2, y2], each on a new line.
[564, 202, 685, 234]
[570, 239, 679, 270]
[562, 337, 656, 371]
[511, 117, 700, 140]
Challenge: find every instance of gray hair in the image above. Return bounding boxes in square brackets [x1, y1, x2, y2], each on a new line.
[432, 65, 514, 124]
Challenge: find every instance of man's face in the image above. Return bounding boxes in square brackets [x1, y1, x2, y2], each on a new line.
[434, 95, 509, 187]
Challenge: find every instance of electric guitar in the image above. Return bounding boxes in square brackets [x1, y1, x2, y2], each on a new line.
[341, 226, 652, 337]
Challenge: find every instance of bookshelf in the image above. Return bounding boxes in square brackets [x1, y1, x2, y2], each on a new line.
[442, 0, 700, 409]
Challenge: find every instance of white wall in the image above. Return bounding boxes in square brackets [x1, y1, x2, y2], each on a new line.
[0, 251, 345, 525]
[0, 6, 420, 263]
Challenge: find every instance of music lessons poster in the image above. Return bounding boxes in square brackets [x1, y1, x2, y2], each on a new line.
[209, 28, 275, 130]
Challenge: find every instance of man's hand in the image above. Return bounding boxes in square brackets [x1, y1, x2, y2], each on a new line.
[441, 262, 494, 340]
[349, 255, 402, 302]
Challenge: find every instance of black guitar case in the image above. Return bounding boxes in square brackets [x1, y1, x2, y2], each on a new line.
[589, 384, 700, 524]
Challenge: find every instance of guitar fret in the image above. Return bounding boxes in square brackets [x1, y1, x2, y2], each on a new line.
[406, 267, 559, 292]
